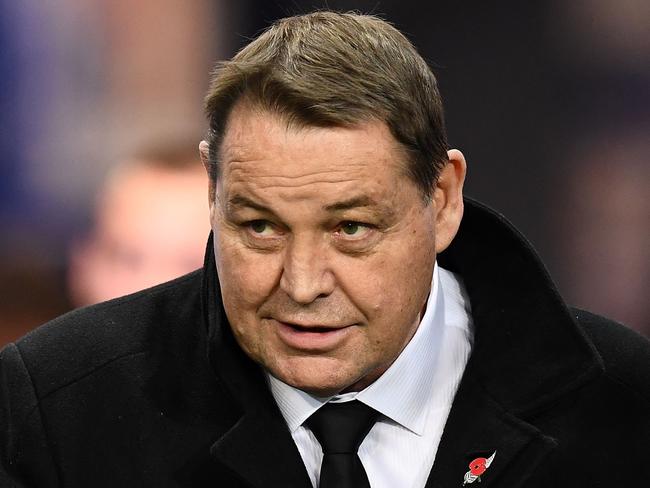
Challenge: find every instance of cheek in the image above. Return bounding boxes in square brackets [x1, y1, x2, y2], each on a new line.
[213, 234, 283, 359]
[341, 237, 435, 332]
[214, 231, 281, 311]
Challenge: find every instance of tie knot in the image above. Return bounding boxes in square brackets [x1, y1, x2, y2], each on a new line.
[306, 400, 379, 454]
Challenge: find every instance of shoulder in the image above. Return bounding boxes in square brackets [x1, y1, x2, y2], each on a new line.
[572, 308, 650, 404]
[5, 270, 204, 400]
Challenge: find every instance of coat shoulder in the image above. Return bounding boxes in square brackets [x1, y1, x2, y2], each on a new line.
[6, 270, 204, 400]
[571, 307, 650, 405]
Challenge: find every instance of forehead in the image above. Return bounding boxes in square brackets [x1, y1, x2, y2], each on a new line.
[218, 103, 410, 194]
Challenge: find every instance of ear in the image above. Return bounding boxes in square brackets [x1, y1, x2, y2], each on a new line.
[432, 149, 467, 253]
[199, 140, 216, 203]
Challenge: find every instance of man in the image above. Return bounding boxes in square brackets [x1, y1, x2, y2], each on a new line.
[1, 11, 648, 488]
[67, 143, 210, 306]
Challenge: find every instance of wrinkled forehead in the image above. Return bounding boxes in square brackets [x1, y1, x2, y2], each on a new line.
[217, 101, 411, 184]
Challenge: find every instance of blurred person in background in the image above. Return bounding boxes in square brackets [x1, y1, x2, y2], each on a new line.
[67, 142, 210, 306]
[0, 143, 209, 348]
[0, 0, 219, 346]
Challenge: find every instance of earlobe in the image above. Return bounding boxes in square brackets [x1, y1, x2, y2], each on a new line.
[433, 149, 467, 253]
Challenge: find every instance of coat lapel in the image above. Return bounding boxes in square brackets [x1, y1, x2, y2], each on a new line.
[425, 375, 557, 488]
[210, 405, 312, 488]
[205, 339, 313, 488]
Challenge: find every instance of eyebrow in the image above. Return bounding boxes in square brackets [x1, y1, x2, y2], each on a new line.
[226, 193, 394, 219]
[226, 195, 269, 213]
[323, 196, 378, 212]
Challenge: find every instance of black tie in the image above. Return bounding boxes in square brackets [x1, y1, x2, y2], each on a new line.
[306, 400, 379, 488]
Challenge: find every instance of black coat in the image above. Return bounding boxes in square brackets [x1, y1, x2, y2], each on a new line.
[1, 199, 648, 487]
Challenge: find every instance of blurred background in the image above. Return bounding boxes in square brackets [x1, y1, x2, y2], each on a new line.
[1, 0, 648, 346]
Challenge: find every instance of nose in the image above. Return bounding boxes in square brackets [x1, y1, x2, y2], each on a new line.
[280, 235, 335, 304]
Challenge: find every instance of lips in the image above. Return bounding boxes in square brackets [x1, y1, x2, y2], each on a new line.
[272, 319, 355, 351]
[278, 321, 345, 331]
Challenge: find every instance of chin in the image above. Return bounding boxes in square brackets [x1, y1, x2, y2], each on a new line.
[285, 374, 349, 397]
[272, 356, 356, 397]
[297, 383, 342, 397]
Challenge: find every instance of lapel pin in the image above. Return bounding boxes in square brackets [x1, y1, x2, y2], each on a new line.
[462, 451, 496, 485]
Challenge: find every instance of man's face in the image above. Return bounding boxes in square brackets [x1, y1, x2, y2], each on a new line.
[208, 104, 443, 396]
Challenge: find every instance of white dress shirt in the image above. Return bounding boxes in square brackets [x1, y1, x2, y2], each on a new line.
[267, 263, 474, 488]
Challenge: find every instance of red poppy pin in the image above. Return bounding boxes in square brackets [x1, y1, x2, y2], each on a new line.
[462, 451, 496, 485]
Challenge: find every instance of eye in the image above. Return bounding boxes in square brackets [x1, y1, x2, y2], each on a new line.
[246, 220, 278, 237]
[338, 221, 371, 238]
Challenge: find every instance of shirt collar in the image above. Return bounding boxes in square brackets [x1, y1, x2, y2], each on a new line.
[268, 263, 447, 436]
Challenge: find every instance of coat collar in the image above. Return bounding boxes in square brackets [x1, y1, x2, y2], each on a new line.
[438, 198, 603, 417]
[426, 197, 604, 486]
[200, 197, 604, 487]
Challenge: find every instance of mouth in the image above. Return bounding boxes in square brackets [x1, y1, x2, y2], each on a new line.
[279, 321, 346, 331]
[271, 319, 356, 351]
